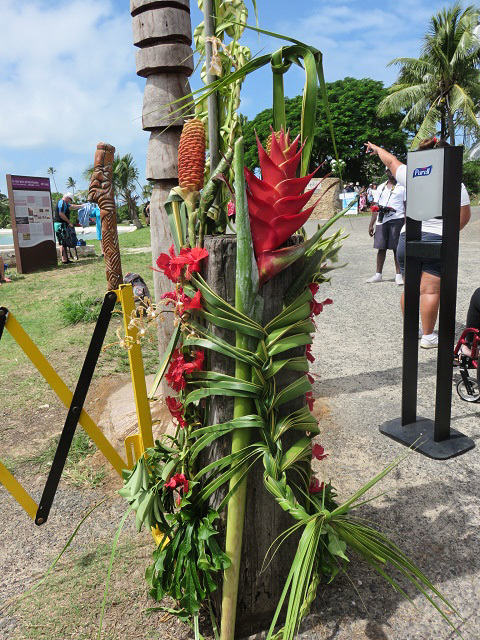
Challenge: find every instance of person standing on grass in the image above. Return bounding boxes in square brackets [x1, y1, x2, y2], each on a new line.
[365, 138, 471, 349]
[0, 256, 11, 285]
[367, 169, 406, 286]
[53, 192, 85, 264]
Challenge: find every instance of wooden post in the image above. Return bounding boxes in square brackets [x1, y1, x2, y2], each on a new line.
[130, 0, 194, 388]
[202, 235, 305, 638]
[87, 143, 123, 290]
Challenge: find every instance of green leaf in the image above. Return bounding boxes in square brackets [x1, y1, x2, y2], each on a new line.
[272, 375, 313, 408]
[279, 436, 312, 472]
[149, 324, 181, 399]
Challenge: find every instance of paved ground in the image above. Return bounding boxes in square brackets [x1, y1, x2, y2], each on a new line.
[297, 208, 480, 639]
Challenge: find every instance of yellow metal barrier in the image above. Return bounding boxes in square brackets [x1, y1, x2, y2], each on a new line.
[4, 311, 126, 476]
[116, 284, 154, 458]
[0, 460, 38, 520]
[0, 284, 156, 521]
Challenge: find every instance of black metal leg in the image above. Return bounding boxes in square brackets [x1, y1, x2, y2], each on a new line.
[35, 291, 118, 525]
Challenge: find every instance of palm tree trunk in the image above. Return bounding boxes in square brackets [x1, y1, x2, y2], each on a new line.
[127, 192, 143, 229]
[446, 107, 455, 145]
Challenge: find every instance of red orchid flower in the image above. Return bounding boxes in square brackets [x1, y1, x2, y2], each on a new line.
[306, 391, 315, 412]
[161, 287, 202, 316]
[164, 472, 189, 495]
[312, 443, 328, 461]
[155, 246, 209, 282]
[227, 201, 236, 217]
[306, 344, 315, 364]
[309, 477, 325, 494]
[166, 349, 205, 391]
[165, 396, 187, 428]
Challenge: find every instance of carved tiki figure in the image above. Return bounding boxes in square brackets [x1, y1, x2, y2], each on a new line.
[88, 142, 123, 290]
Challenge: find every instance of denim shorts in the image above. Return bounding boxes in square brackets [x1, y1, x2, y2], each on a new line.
[397, 232, 442, 278]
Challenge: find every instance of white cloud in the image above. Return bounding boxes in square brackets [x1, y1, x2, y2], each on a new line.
[0, 0, 144, 151]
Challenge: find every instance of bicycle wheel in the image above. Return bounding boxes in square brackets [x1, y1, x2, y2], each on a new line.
[457, 377, 480, 403]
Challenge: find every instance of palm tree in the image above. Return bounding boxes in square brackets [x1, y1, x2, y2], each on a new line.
[66, 177, 77, 197]
[378, 2, 480, 148]
[47, 167, 58, 192]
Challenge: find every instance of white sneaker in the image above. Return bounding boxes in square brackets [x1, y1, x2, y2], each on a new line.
[420, 334, 438, 349]
[395, 274, 404, 286]
[367, 273, 383, 283]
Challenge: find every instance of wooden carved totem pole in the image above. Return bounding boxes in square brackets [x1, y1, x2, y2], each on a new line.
[130, 0, 194, 361]
[88, 142, 123, 290]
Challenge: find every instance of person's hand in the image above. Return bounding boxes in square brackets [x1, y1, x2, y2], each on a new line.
[368, 223, 375, 237]
[69, 223, 74, 228]
[365, 141, 380, 156]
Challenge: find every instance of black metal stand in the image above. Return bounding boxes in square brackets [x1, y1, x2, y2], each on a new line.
[380, 146, 475, 459]
[35, 291, 118, 525]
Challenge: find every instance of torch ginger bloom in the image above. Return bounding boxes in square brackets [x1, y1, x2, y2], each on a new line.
[244, 129, 325, 284]
[166, 349, 205, 391]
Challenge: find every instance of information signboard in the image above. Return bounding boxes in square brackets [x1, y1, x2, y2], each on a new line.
[6, 175, 57, 273]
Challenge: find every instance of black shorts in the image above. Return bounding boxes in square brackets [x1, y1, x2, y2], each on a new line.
[397, 232, 442, 278]
[373, 219, 403, 250]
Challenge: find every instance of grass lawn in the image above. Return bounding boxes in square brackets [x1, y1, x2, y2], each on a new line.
[0, 226, 158, 456]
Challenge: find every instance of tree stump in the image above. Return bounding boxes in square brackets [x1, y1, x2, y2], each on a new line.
[202, 235, 306, 637]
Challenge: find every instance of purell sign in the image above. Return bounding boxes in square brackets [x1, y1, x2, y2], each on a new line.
[412, 165, 433, 178]
[406, 148, 444, 221]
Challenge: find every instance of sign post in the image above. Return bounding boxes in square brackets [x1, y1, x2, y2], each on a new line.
[380, 146, 475, 459]
[6, 175, 57, 274]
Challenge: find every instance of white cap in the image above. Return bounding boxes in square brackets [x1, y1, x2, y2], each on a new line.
[64, 192, 74, 200]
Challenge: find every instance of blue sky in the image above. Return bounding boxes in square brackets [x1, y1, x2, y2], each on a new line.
[0, 0, 456, 196]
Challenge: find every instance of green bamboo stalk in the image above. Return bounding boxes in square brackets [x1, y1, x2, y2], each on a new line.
[220, 137, 259, 640]
[271, 49, 287, 131]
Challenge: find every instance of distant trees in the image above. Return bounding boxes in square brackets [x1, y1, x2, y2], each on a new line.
[66, 177, 77, 196]
[0, 192, 10, 228]
[242, 77, 409, 184]
[47, 167, 58, 192]
[378, 2, 480, 148]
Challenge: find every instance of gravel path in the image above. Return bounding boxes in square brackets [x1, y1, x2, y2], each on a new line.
[299, 209, 480, 640]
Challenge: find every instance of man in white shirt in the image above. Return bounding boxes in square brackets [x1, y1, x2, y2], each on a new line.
[367, 169, 406, 285]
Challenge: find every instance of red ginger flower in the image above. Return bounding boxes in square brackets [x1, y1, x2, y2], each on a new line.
[164, 472, 189, 494]
[312, 443, 328, 461]
[166, 349, 205, 391]
[165, 396, 187, 428]
[309, 477, 325, 494]
[155, 245, 208, 283]
[162, 287, 202, 316]
[245, 131, 320, 257]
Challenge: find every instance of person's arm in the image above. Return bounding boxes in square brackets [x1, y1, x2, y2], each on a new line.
[69, 203, 84, 211]
[368, 210, 378, 237]
[365, 142, 403, 176]
[460, 204, 471, 231]
[58, 202, 72, 226]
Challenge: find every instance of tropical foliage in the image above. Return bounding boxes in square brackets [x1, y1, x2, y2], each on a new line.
[242, 78, 409, 183]
[378, 2, 480, 148]
[0, 192, 10, 228]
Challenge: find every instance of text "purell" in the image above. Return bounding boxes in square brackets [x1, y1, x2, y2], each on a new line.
[413, 165, 432, 178]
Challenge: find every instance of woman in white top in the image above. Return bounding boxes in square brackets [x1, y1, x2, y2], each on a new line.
[365, 137, 471, 349]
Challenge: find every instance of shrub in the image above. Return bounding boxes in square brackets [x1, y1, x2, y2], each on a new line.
[60, 295, 102, 325]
